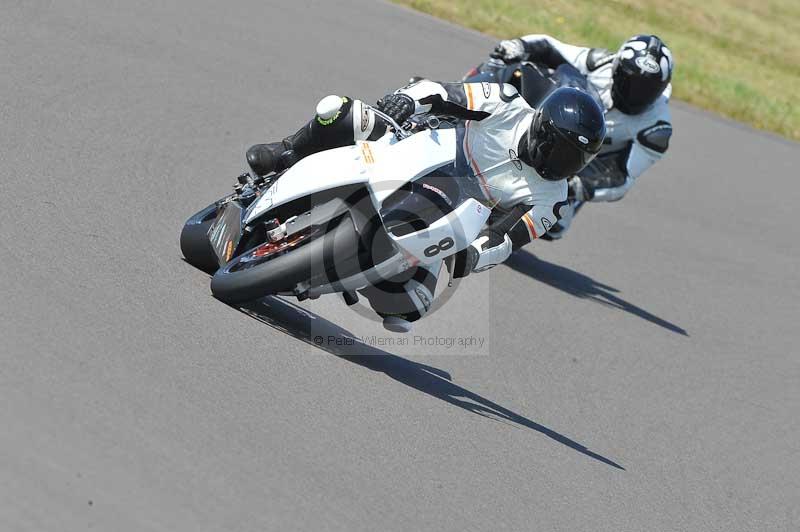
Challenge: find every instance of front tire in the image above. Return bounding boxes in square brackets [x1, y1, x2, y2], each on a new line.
[210, 215, 362, 304]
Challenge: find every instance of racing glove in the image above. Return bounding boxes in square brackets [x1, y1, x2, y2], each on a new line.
[376, 93, 416, 125]
[467, 229, 513, 272]
[452, 203, 529, 278]
[491, 39, 527, 62]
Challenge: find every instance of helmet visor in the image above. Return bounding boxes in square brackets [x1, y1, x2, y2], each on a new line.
[613, 61, 667, 114]
[534, 125, 595, 180]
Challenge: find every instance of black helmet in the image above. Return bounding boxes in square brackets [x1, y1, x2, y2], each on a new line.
[519, 87, 606, 181]
[612, 35, 674, 114]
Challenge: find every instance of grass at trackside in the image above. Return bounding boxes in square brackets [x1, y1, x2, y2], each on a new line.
[394, 0, 800, 142]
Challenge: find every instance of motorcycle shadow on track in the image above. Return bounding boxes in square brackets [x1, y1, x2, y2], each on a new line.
[506, 250, 689, 337]
[235, 296, 624, 470]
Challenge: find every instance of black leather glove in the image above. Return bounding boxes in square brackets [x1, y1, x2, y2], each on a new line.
[376, 93, 415, 125]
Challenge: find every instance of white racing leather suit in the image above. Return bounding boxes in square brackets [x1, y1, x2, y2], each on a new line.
[363, 79, 571, 330]
[395, 80, 569, 251]
[510, 34, 672, 236]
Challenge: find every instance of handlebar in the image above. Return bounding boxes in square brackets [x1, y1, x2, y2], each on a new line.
[367, 105, 444, 141]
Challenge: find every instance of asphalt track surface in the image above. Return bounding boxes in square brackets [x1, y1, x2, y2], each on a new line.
[3, 1, 800, 530]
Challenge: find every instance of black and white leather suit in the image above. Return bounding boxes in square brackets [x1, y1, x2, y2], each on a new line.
[245, 80, 573, 328]
[497, 34, 672, 239]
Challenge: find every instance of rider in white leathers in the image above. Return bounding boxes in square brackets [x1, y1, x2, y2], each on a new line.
[244, 80, 605, 328]
[492, 34, 674, 240]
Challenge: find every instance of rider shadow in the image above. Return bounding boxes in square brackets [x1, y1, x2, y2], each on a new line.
[236, 296, 624, 470]
[505, 249, 689, 337]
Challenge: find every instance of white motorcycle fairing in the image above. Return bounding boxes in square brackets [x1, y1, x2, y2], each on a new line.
[238, 127, 491, 298]
[244, 128, 458, 224]
[307, 197, 490, 297]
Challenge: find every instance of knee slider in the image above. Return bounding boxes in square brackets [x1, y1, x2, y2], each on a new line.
[315, 95, 348, 125]
[314, 95, 383, 144]
[362, 266, 438, 324]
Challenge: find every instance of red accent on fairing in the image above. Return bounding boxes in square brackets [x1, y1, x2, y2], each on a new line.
[251, 230, 316, 259]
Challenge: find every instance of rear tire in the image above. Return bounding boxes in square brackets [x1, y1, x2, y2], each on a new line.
[180, 203, 220, 274]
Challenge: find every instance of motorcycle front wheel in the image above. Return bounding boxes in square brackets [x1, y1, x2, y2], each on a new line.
[210, 214, 362, 304]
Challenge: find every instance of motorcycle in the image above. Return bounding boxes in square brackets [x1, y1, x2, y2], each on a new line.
[180, 107, 501, 332]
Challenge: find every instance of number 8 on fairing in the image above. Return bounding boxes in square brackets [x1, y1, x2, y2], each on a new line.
[423, 237, 455, 258]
